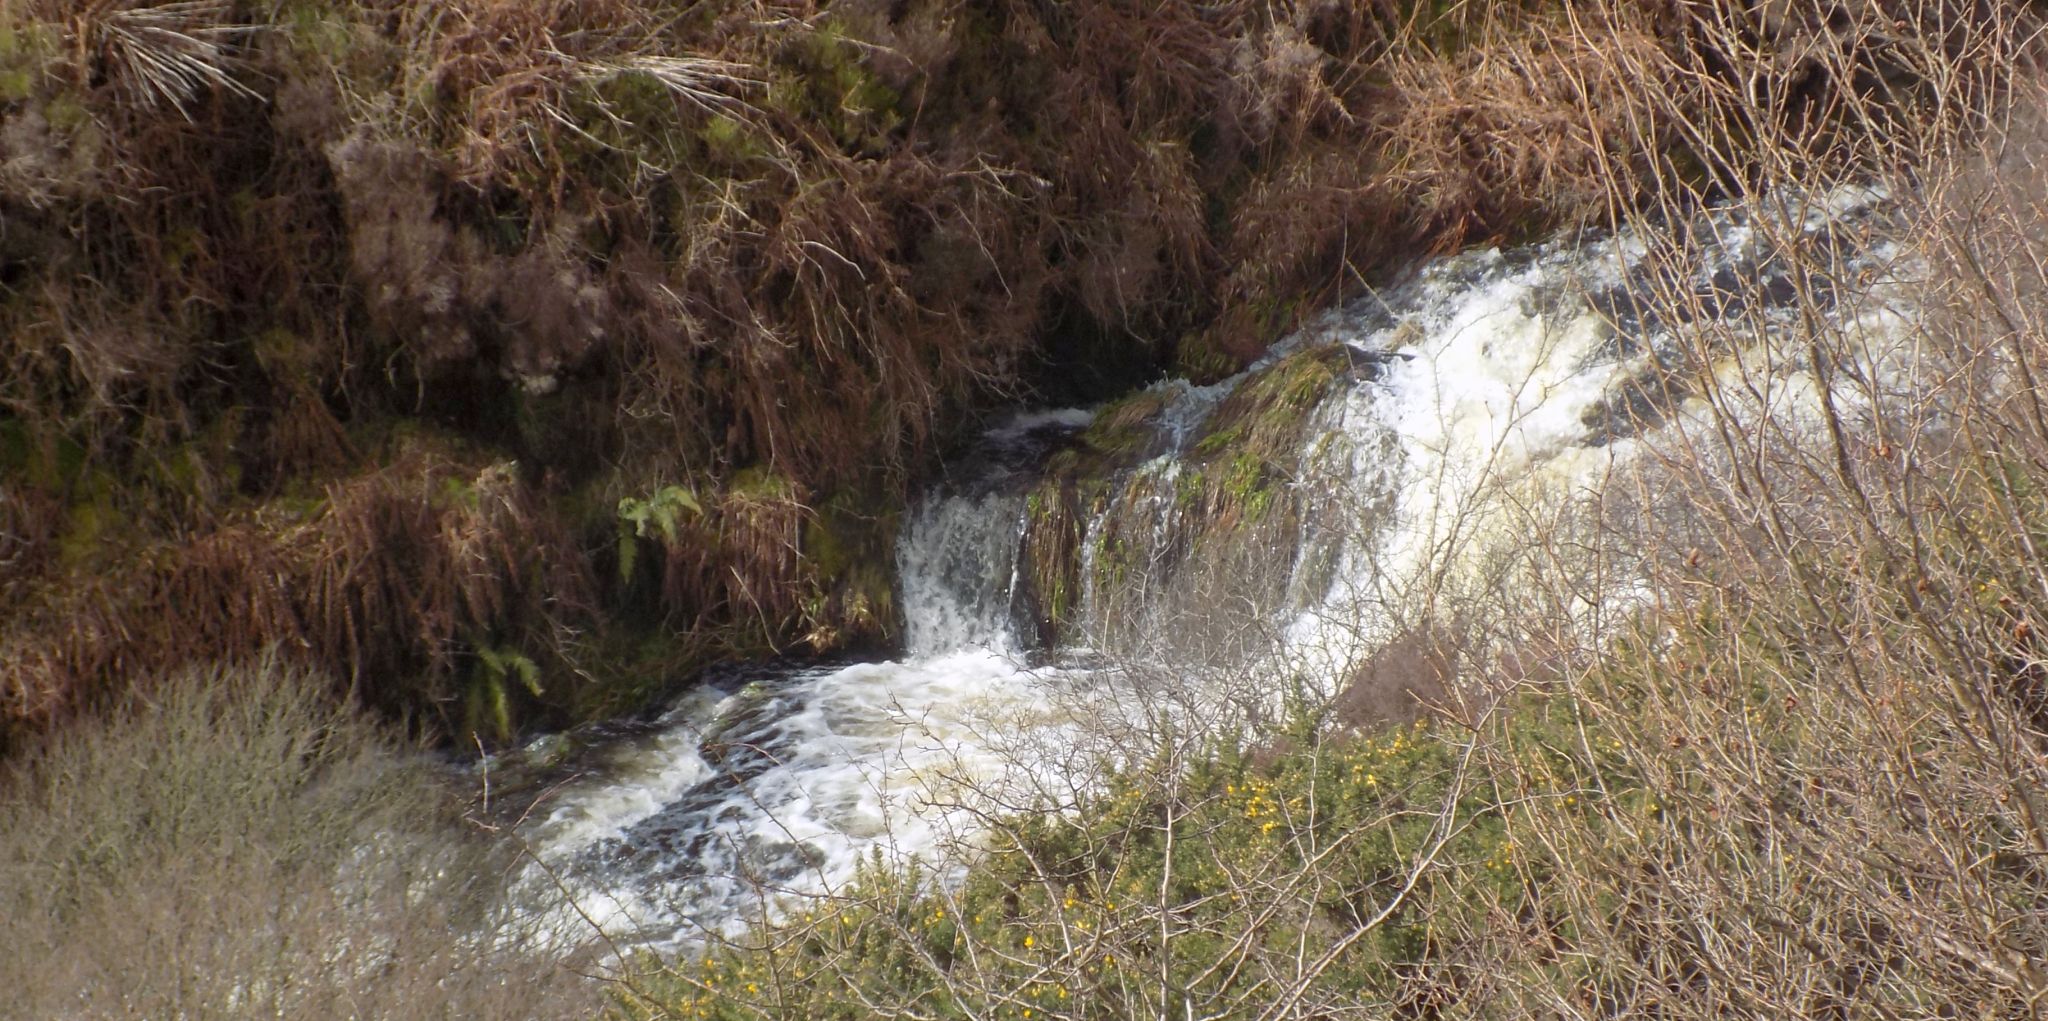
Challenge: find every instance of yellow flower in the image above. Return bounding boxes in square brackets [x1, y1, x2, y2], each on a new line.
[1023, 934, 1035, 948]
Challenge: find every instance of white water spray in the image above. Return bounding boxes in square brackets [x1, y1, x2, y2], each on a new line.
[513, 188, 1921, 951]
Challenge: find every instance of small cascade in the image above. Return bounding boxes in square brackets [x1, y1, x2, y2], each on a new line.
[513, 431, 1081, 952]
[896, 492, 1026, 658]
[1028, 187, 1906, 685]
[513, 187, 1916, 951]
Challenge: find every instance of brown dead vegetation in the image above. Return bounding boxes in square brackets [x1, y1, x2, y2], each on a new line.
[1, 445, 594, 748]
[0, 0, 1992, 751]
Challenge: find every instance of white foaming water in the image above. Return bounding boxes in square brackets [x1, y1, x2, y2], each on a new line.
[1280, 249, 1643, 671]
[897, 492, 1027, 657]
[516, 458, 1087, 953]
[517, 656, 1080, 951]
[1269, 187, 1918, 677]
[515, 188, 1922, 952]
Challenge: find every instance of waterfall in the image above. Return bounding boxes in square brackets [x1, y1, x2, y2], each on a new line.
[511, 187, 1917, 952]
[511, 466, 1078, 951]
[895, 491, 1027, 658]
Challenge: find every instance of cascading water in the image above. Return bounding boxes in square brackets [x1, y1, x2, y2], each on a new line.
[512, 188, 1918, 952]
[513, 427, 1089, 952]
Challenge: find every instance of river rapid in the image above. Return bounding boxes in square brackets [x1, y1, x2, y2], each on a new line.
[504, 188, 1919, 953]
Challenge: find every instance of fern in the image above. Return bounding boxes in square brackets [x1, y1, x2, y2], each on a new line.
[468, 644, 542, 744]
[616, 484, 702, 585]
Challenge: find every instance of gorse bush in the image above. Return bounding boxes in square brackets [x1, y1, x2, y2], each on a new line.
[610, 713, 1507, 1020]
[0, 654, 595, 1018]
[605, 689, 1655, 1019]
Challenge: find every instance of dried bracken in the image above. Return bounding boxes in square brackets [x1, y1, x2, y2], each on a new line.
[1, 0, 2003, 750]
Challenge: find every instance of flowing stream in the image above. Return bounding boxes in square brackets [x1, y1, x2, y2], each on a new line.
[509, 189, 1918, 952]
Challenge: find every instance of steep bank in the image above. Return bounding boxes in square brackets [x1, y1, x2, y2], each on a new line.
[0, 0, 1972, 752]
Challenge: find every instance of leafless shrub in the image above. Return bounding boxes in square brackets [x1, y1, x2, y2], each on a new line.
[1430, 3, 2048, 1016]
[0, 655, 596, 1019]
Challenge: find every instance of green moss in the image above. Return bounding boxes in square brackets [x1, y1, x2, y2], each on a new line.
[779, 19, 905, 151]
[729, 464, 797, 501]
[1168, 348, 1344, 533]
[800, 485, 901, 646]
[0, 67, 30, 103]
[1080, 389, 1169, 458]
[695, 112, 774, 168]
[563, 625, 712, 723]
[1193, 421, 1244, 457]
[1020, 477, 1083, 638]
[144, 434, 240, 510]
[1219, 450, 1278, 521]
[44, 93, 91, 133]
[1174, 332, 1246, 383]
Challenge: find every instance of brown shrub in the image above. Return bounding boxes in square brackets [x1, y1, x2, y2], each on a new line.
[1429, 4, 2048, 1015]
[0, 446, 595, 749]
[1378, 6, 1684, 240]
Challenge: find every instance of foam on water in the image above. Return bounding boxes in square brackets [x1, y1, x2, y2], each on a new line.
[516, 470, 1087, 952]
[513, 188, 1922, 952]
[1281, 248, 1641, 668]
